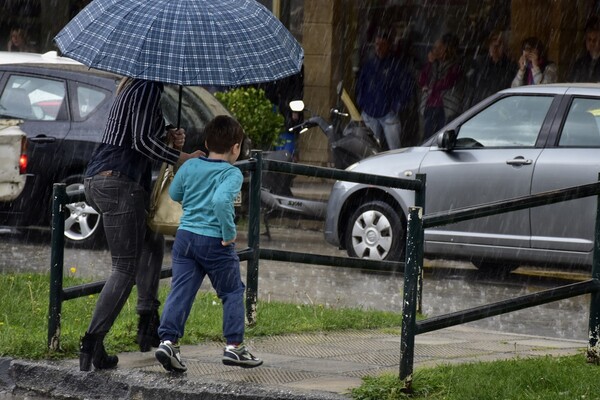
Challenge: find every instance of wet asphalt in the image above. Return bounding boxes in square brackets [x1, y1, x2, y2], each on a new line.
[0, 222, 593, 341]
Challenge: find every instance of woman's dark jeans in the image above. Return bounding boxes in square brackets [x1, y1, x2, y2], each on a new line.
[84, 175, 164, 337]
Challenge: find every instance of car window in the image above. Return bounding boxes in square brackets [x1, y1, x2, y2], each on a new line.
[0, 75, 67, 121]
[161, 85, 213, 129]
[457, 95, 553, 148]
[558, 98, 600, 147]
[74, 83, 110, 121]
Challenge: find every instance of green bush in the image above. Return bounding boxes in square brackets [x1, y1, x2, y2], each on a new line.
[215, 87, 284, 149]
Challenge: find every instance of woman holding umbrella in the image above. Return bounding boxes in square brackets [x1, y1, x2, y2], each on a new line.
[80, 77, 203, 371]
[54, 0, 304, 372]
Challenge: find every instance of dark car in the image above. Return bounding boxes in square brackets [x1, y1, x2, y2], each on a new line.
[0, 51, 236, 246]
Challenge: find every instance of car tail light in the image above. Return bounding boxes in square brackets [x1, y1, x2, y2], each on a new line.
[19, 136, 27, 174]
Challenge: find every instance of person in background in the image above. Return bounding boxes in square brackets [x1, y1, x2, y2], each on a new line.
[568, 16, 600, 82]
[418, 32, 464, 140]
[511, 37, 558, 87]
[356, 28, 414, 150]
[7, 28, 33, 52]
[155, 115, 262, 372]
[465, 30, 517, 107]
[79, 77, 203, 372]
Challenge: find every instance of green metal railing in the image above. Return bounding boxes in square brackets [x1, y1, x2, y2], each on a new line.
[399, 178, 600, 390]
[48, 150, 422, 349]
[47, 151, 600, 393]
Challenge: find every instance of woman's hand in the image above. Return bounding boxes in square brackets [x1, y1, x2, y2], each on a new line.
[427, 50, 436, 63]
[528, 51, 540, 69]
[177, 150, 205, 165]
[168, 128, 186, 149]
[518, 54, 527, 71]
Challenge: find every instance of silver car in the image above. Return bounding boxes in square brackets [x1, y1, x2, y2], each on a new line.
[325, 84, 600, 272]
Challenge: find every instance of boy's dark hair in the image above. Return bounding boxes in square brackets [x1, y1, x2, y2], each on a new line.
[204, 115, 245, 154]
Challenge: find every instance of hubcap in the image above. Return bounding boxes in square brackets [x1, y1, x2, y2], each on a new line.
[351, 210, 393, 260]
[63, 183, 101, 242]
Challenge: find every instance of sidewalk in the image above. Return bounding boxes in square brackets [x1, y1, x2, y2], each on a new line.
[1, 326, 587, 399]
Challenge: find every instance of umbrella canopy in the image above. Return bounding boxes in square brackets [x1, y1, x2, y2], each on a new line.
[54, 0, 304, 87]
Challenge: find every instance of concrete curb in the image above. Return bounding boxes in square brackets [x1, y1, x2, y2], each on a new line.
[1, 358, 349, 400]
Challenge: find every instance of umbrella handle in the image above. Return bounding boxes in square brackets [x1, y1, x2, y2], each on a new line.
[177, 85, 182, 129]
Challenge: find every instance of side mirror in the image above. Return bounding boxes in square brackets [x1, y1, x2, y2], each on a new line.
[289, 100, 305, 113]
[437, 129, 457, 151]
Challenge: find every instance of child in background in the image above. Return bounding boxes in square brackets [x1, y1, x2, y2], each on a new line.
[155, 115, 262, 372]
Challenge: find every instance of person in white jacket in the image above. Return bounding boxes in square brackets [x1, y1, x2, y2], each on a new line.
[512, 36, 558, 87]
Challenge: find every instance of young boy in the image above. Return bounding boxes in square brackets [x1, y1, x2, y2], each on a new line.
[155, 115, 262, 372]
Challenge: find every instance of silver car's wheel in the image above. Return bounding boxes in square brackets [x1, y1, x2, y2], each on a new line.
[344, 200, 404, 261]
[63, 183, 103, 246]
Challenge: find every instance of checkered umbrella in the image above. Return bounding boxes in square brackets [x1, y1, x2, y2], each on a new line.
[54, 0, 304, 87]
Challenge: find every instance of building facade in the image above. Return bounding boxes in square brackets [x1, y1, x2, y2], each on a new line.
[3, 0, 599, 165]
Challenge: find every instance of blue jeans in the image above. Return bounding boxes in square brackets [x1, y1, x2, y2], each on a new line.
[361, 111, 402, 150]
[159, 229, 245, 345]
[84, 174, 164, 337]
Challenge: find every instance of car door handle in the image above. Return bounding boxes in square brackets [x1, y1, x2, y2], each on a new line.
[29, 135, 57, 144]
[506, 157, 533, 166]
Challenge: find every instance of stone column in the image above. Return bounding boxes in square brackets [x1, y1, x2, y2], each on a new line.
[299, 0, 356, 167]
[298, 0, 335, 166]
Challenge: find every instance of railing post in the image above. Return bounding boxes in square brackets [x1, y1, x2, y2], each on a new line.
[48, 183, 67, 351]
[415, 174, 426, 314]
[399, 206, 424, 391]
[245, 151, 262, 325]
[587, 174, 600, 364]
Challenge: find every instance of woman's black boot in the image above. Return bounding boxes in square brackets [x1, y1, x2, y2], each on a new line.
[137, 310, 161, 352]
[79, 332, 119, 371]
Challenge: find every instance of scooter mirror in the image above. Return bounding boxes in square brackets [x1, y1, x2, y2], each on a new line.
[289, 100, 305, 112]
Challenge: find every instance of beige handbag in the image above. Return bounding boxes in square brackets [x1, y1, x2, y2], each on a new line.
[147, 161, 182, 235]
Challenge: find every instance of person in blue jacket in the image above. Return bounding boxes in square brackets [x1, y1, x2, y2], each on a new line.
[356, 28, 415, 150]
[155, 115, 262, 372]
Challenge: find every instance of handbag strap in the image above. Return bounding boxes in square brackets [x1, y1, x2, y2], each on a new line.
[149, 137, 176, 215]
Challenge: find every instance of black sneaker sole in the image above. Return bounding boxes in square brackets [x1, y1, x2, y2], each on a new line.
[222, 358, 263, 368]
[155, 349, 187, 373]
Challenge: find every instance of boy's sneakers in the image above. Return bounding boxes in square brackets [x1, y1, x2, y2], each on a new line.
[155, 340, 187, 372]
[222, 343, 263, 368]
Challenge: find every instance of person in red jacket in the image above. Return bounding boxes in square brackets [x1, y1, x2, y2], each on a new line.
[418, 33, 464, 141]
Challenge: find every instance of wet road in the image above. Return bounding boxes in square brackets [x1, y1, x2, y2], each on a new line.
[0, 225, 592, 341]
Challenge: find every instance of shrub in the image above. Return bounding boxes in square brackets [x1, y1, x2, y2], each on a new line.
[215, 87, 284, 150]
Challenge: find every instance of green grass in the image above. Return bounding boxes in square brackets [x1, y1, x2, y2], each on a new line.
[351, 354, 600, 399]
[3, 272, 599, 400]
[0, 272, 402, 360]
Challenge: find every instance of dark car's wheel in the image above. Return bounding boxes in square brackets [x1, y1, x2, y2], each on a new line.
[63, 182, 104, 248]
[344, 200, 405, 261]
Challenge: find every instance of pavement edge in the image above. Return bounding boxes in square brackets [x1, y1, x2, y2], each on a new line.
[1, 358, 350, 400]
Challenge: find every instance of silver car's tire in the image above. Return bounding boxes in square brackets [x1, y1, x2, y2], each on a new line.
[63, 182, 104, 247]
[344, 200, 405, 261]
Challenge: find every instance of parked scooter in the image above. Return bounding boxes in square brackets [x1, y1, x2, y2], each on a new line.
[260, 85, 381, 238]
